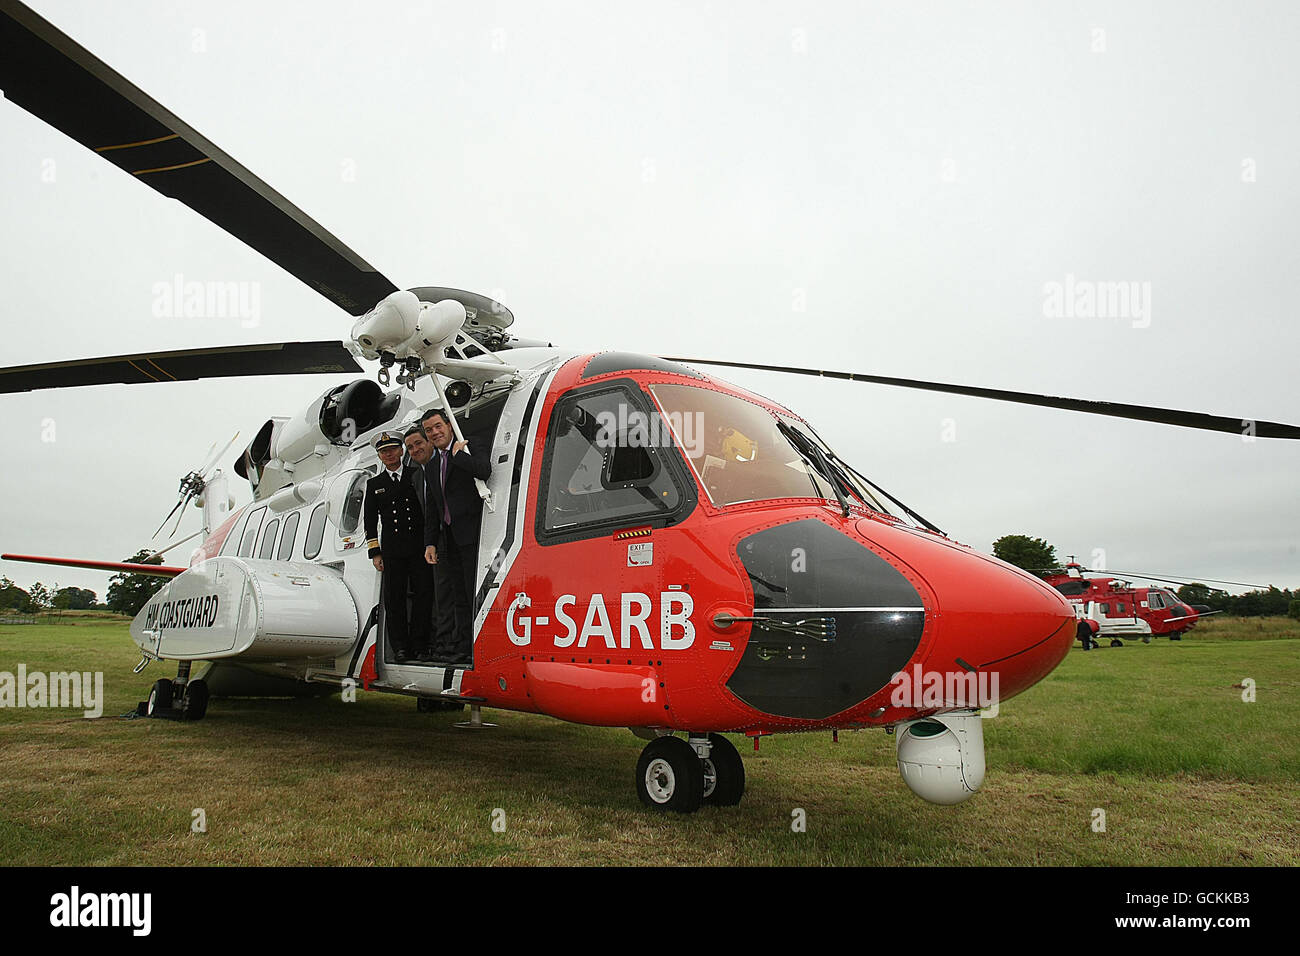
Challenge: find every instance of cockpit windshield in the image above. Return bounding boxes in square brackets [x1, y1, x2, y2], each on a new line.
[647, 383, 832, 506]
[648, 383, 930, 529]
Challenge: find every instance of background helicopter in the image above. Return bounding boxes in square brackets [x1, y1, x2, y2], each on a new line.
[3, 1, 1299, 813]
[1039, 559, 1219, 647]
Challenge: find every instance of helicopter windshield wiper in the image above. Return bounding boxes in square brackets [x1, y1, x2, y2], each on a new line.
[828, 452, 946, 536]
[776, 421, 851, 518]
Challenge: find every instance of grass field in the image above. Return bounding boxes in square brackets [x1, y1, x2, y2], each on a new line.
[1, 618, 1296, 866]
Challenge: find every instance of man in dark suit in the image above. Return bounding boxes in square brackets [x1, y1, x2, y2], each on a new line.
[363, 431, 432, 664]
[421, 408, 491, 664]
[402, 424, 439, 661]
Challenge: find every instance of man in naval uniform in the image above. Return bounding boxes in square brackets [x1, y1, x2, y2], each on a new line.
[363, 431, 432, 664]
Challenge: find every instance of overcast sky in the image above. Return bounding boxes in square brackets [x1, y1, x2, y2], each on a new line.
[2, 0, 1297, 599]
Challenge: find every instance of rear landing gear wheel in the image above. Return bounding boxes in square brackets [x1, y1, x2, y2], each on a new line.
[701, 733, 745, 806]
[181, 679, 208, 721]
[1170, 632, 1183, 641]
[1109, 639, 1124, 647]
[636, 736, 703, 813]
[147, 679, 173, 716]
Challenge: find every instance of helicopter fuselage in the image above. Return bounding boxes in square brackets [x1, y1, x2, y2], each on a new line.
[132, 348, 1077, 742]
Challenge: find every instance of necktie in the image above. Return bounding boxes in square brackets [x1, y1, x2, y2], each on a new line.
[440, 451, 451, 525]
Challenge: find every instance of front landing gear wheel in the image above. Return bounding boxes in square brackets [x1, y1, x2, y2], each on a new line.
[636, 736, 703, 813]
[147, 679, 173, 716]
[701, 733, 745, 806]
[181, 678, 208, 721]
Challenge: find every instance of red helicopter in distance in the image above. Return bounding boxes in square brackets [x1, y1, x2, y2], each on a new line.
[3, 1, 1299, 814]
[1040, 559, 1230, 648]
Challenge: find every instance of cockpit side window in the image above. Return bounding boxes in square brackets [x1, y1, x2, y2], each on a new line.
[536, 381, 694, 544]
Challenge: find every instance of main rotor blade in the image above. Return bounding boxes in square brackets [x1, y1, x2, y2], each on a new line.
[1095, 570, 1268, 590]
[0, 341, 360, 394]
[662, 357, 1300, 440]
[0, 0, 397, 315]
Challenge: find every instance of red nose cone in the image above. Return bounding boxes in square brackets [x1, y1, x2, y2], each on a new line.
[939, 556, 1075, 682]
[856, 522, 1077, 703]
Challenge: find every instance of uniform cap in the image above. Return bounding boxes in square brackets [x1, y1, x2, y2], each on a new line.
[373, 431, 403, 451]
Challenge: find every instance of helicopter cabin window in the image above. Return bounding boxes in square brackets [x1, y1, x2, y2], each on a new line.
[237, 507, 266, 558]
[1099, 603, 1110, 615]
[1055, 580, 1089, 597]
[277, 511, 301, 561]
[1148, 592, 1165, 609]
[649, 383, 835, 507]
[258, 518, 280, 560]
[338, 472, 368, 536]
[304, 503, 327, 560]
[539, 384, 686, 539]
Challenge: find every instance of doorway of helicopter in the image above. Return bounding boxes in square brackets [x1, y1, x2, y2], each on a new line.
[375, 394, 510, 673]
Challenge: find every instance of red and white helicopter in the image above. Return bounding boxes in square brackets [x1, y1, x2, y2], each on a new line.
[1041, 559, 1224, 647]
[3, 1, 1297, 813]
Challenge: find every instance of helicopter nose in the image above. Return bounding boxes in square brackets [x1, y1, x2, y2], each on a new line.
[853, 522, 1077, 702]
[927, 552, 1077, 698]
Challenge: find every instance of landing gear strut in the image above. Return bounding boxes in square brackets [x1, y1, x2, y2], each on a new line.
[634, 733, 746, 813]
[699, 733, 745, 805]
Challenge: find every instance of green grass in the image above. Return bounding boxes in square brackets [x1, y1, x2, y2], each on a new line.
[1192, 614, 1300, 641]
[1, 620, 1297, 865]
